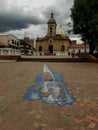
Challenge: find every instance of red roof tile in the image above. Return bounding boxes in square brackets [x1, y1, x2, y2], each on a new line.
[69, 43, 89, 49]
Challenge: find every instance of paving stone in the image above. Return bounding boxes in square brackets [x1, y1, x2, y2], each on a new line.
[40, 123, 47, 127]
[88, 122, 96, 129]
[35, 114, 42, 119]
[74, 118, 83, 124]
[33, 122, 40, 127]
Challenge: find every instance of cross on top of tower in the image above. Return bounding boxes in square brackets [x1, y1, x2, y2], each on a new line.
[51, 12, 54, 18]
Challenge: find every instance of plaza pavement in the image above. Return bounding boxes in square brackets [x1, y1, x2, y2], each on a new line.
[0, 61, 98, 130]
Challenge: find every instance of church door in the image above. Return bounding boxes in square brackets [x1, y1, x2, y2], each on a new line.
[48, 45, 53, 54]
[61, 45, 65, 51]
[39, 46, 42, 51]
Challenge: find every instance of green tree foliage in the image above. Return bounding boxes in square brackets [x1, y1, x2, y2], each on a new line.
[71, 0, 98, 54]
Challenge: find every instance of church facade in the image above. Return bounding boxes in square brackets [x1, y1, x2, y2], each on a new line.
[36, 13, 71, 55]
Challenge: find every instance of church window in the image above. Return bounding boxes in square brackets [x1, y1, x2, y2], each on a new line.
[50, 27, 52, 35]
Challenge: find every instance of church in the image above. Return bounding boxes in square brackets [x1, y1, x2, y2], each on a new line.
[36, 13, 71, 55]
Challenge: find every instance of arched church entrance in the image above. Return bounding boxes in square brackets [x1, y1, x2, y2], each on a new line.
[39, 46, 42, 51]
[61, 45, 65, 51]
[48, 45, 53, 54]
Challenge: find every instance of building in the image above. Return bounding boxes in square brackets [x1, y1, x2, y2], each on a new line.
[36, 13, 71, 55]
[20, 37, 34, 55]
[0, 34, 20, 49]
[69, 40, 90, 55]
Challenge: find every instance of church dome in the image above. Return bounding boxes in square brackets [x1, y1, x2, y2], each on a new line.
[58, 25, 66, 37]
[47, 13, 56, 24]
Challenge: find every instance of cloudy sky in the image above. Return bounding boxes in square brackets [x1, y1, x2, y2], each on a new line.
[0, 0, 83, 43]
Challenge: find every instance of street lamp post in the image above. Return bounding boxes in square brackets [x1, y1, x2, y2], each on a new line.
[84, 40, 87, 55]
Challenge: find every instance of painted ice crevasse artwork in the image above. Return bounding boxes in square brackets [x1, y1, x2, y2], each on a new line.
[24, 64, 76, 106]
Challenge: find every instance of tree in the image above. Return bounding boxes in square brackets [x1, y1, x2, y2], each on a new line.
[71, 0, 98, 54]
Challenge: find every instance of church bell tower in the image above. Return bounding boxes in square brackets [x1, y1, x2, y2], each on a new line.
[47, 13, 57, 37]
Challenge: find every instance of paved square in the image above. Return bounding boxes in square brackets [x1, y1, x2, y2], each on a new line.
[0, 62, 98, 130]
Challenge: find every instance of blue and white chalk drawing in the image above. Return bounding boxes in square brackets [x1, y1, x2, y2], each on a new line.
[24, 65, 76, 106]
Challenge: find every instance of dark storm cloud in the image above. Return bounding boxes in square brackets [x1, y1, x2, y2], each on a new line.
[0, 7, 44, 32]
[0, 0, 74, 34]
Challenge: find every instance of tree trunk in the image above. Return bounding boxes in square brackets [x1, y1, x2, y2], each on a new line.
[89, 42, 95, 54]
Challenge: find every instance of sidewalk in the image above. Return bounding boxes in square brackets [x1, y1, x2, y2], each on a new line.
[0, 62, 98, 130]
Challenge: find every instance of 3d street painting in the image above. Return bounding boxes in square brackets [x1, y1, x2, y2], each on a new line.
[24, 65, 76, 107]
